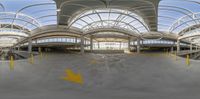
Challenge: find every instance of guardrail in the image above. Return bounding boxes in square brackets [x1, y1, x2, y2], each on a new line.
[14, 51, 38, 59]
[177, 50, 200, 56]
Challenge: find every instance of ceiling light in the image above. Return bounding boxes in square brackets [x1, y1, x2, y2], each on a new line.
[56, 9, 61, 12]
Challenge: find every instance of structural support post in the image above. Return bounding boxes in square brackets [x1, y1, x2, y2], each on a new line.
[35, 39, 37, 44]
[119, 41, 121, 50]
[137, 38, 140, 53]
[190, 43, 193, 51]
[177, 39, 180, 53]
[171, 41, 175, 53]
[98, 42, 100, 49]
[28, 37, 32, 54]
[141, 40, 143, 46]
[80, 35, 84, 54]
[171, 46, 174, 53]
[75, 37, 77, 49]
[75, 37, 77, 43]
[90, 36, 93, 52]
[196, 46, 198, 51]
[128, 38, 131, 51]
[17, 45, 20, 51]
[84, 38, 86, 45]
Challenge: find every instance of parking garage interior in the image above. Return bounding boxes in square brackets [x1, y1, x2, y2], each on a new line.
[1, 0, 200, 99]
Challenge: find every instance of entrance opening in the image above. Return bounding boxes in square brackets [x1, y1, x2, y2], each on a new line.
[94, 42, 128, 50]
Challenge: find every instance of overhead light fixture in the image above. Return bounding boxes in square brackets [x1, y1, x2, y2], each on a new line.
[56, 9, 61, 12]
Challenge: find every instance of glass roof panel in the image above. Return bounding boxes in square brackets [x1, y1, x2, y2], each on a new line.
[158, 0, 200, 34]
[0, 0, 57, 47]
[70, 8, 149, 34]
[0, 0, 57, 30]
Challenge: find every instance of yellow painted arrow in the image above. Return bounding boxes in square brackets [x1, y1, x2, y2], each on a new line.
[61, 69, 84, 85]
[89, 59, 98, 64]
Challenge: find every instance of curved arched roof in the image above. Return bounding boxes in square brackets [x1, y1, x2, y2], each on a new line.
[158, 0, 200, 44]
[0, 0, 57, 47]
[69, 8, 149, 35]
[55, 0, 158, 31]
[1, 0, 200, 47]
[0, 0, 57, 29]
[158, 0, 200, 34]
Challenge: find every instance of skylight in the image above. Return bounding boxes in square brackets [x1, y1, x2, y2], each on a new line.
[158, 0, 200, 34]
[69, 8, 149, 34]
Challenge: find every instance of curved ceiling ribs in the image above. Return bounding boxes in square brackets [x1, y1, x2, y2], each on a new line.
[67, 10, 149, 35]
[1, 0, 200, 47]
[0, 3, 5, 11]
[11, 3, 56, 27]
[56, 0, 159, 32]
[158, 0, 200, 45]
[0, 1, 57, 47]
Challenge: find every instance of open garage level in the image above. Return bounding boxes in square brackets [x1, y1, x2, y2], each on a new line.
[1, 0, 200, 99]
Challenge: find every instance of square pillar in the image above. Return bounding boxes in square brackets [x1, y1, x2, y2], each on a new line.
[190, 43, 193, 51]
[128, 38, 131, 51]
[98, 42, 100, 49]
[80, 35, 84, 54]
[75, 37, 77, 49]
[137, 38, 140, 53]
[28, 38, 32, 54]
[177, 40, 180, 53]
[35, 39, 38, 44]
[171, 46, 174, 53]
[119, 41, 122, 50]
[90, 36, 93, 51]
[17, 45, 20, 51]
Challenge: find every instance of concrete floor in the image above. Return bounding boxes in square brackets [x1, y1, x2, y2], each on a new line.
[0, 52, 200, 99]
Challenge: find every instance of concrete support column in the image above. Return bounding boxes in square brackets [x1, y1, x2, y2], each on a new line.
[28, 37, 32, 53]
[75, 37, 77, 43]
[190, 43, 193, 51]
[10, 47, 13, 53]
[17, 45, 20, 51]
[35, 39, 37, 44]
[119, 41, 122, 50]
[80, 35, 84, 54]
[75, 37, 77, 49]
[98, 42, 100, 49]
[137, 38, 140, 53]
[128, 38, 131, 51]
[171, 41, 175, 53]
[84, 39, 86, 45]
[90, 36, 93, 52]
[141, 40, 143, 46]
[171, 46, 174, 53]
[177, 40, 180, 53]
